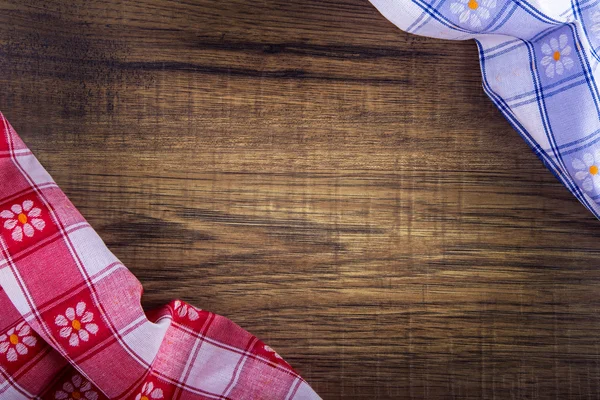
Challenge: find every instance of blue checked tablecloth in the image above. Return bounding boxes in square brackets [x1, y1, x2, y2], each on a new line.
[370, 0, 600, 218]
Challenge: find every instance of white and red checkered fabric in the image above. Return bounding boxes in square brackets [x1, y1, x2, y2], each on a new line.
[0, 114, 319, 399]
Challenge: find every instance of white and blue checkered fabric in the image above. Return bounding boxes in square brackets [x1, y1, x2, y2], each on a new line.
[371, 0, 600, 218]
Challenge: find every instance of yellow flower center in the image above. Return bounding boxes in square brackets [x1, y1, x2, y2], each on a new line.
[72, 392, 81, 400]
[590, 165, 599, 175]
[72, 319, 81, 331]
[468, 0, 479, 10]
[553, 51, 561, 61]
[17, 213, 27, 224]
[9, 334, 18, 345]
[141, 396, 149, 400]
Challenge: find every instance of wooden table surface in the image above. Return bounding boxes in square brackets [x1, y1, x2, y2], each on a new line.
[2, 0, 600, 398]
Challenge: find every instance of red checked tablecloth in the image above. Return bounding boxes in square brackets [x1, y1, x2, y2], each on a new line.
[0, 114, 320, 399]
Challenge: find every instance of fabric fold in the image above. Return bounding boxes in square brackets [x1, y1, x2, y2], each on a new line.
[0, 114, 319, 399]
[370, 0, 600, 219]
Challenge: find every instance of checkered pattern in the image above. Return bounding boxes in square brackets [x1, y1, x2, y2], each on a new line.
[371, 0, 600, 218]
[0, 114, 319, 399]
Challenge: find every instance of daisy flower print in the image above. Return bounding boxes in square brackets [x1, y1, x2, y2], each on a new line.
[572, 151, 600, 193]
[450, 0, 496, 29]
[0, 199, 45, 242]
[55, 301, 100, 347]
[173, 300, 199, 321]
[0, 322, 37, 362]
[541, 34, 574, 78]
[54, 374, 99, 400]
[264, 344, 283, 360]
[135, 382, 163, 400]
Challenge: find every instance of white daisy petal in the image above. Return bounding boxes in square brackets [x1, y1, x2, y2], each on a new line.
[0, 342, 9, 354]
[69, 333, 79, 347]
[541, 56, 552, 66]
[562, 56, 574, 71]
[559, 34, 568, 49]
[135, 395, 142, 400]
[583, 177, 594, 192]
[575, 171, 589, 181]
[6, 348, 17, 362]
[555, 60, 564, 75]
[60, 327, 73, 338]
[573, 158, 586, 170]
[23, 223, 34, 237]
[550, 37, 559, 51]
[18, 324, 30, 336]
[459, 9, 470, 23]
[27, 207, 41, 218]
[65, 307, 76, 321]
[470, 13, 482, 28]
[0, 210, 14, 219]
[3, 219, 16, 230]
[151, 388, 164, 399]
[10, 204, 22, 214]
[55, 391, 69, 400]
[76, 302, 87, 317]
[22, 200, 33, 212]
[142, 382, 149, 393]
[187, 307, 199, 321]
[55, 315, 68, 327]
[450, 3, 465, 15]
[11, 226, 23, 242]
[85, 323, 99, 335]
[479, 7, 490, 21]
[592, 174, 600, 190]
[584, 153, 595, 167]
[86, 391, 99, 400]
[79, 329, 90, 342]
[81, 311, 94, 323]
[561, 45, 572, 56]
[15, 343, 27, 355]
[22, 335, 36, 347]
[31, 218, 46, 231]
[541, 43, 552, 55]
[63, 382, 74, 393]
[545, 63, 555, 78]
[80, 381, 92, 392]
[72, 374, 82, 388]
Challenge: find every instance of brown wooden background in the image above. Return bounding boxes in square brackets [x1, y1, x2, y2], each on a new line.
[2, 0, 600, 398]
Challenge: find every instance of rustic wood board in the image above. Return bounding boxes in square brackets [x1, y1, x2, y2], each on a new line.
[2, 0, 600, 398]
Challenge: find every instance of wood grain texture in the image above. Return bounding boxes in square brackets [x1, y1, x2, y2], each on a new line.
[1, 0, 600, 398]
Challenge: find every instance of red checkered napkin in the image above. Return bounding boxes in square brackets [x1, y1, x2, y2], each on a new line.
[0, 113, 319, 399]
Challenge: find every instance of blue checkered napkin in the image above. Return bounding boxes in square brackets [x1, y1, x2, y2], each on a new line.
[370, 0, 600, 218]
